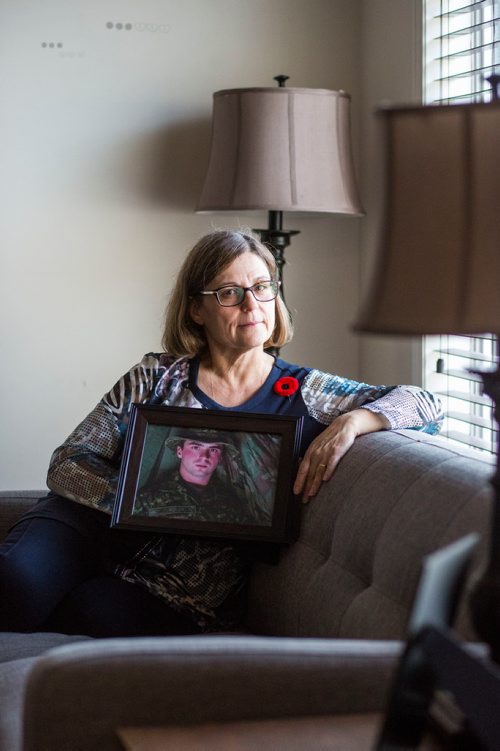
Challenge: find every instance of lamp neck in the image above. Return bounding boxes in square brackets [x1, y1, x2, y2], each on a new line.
[268, 210, 283, 233]
[486, 73, 500, 100]
[253, 213, 300, 287]
[274, 74, 289, 87]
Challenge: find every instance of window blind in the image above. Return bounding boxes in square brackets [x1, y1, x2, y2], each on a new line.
[423, 0, 498, 454]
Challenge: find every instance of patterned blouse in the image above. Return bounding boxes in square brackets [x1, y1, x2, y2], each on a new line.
[47, 353, 443, 630]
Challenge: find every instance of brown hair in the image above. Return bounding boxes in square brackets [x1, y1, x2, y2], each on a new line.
[162, 230, 293, 357]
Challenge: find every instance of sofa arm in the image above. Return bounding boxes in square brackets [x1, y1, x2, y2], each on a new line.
[23, 636, 402, 751]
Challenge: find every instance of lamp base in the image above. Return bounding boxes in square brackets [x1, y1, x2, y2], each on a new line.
[470, 576, 500, 664]
[470, 363, 500, 663]
[376, 625, 500, 750]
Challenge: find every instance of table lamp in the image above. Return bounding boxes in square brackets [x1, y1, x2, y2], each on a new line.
[197, 75, 364, 307]
[355, 80, 500, 748]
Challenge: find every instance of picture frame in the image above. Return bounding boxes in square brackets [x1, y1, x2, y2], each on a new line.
[111, 405, 304, 543]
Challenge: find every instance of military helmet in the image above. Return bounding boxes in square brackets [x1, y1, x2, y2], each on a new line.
[164, 428, 240, 459]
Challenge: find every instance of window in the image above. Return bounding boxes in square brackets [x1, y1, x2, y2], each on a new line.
[423, 0, 499, 454]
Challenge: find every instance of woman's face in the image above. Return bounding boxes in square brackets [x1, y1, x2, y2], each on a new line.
[190, 252, 276, 356]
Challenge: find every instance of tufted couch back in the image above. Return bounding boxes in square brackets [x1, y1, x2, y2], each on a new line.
[246, 429, 493, 641]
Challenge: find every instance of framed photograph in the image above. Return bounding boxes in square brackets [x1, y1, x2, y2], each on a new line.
[111, 405, 304, 543]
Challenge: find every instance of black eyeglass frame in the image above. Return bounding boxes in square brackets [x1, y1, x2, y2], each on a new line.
[197, 280, 281, 307]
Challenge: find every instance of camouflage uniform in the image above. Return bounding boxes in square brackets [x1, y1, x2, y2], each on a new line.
[134, 469, 256, 524]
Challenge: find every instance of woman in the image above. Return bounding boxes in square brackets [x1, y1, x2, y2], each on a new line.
[0, 230, 443, 637]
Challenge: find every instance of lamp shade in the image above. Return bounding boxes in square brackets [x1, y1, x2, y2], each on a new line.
[355, 101, 500, 335]
[197, 86, 364, 215]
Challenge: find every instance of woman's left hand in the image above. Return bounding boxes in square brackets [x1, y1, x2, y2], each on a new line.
[293, 409, 390, 502]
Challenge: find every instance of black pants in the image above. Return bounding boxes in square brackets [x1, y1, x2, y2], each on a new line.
[0, 495, 200, 637]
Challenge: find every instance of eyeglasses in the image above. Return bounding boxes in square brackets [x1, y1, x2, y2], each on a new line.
[198, 280, 281, 307]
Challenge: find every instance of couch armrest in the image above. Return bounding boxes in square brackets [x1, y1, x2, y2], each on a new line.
[23, 636, 402, 751]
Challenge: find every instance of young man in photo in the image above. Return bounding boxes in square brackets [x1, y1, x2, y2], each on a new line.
[135, 430, 257, 524]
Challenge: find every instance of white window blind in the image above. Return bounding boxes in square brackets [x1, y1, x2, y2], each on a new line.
[423, 0, 498, 454]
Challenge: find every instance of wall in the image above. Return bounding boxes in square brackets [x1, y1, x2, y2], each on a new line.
[0, 0, 363, 489]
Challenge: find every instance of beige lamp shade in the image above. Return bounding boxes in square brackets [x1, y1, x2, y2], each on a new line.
[355, 100, 500, 336]
[197, 86, 364, 215]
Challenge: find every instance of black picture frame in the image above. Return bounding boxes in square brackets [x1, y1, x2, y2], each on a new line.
[111, 405, 303, 543]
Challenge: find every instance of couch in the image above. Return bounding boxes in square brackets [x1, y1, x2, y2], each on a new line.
[0, 429, 493, 750]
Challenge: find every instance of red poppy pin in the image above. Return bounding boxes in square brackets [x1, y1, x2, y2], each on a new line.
[273, 376, 299, 397]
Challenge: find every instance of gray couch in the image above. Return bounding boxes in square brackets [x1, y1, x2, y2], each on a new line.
[0, 429, 493, 750]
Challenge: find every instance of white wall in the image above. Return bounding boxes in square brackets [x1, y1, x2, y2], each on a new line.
[0, 0, 363, 489]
